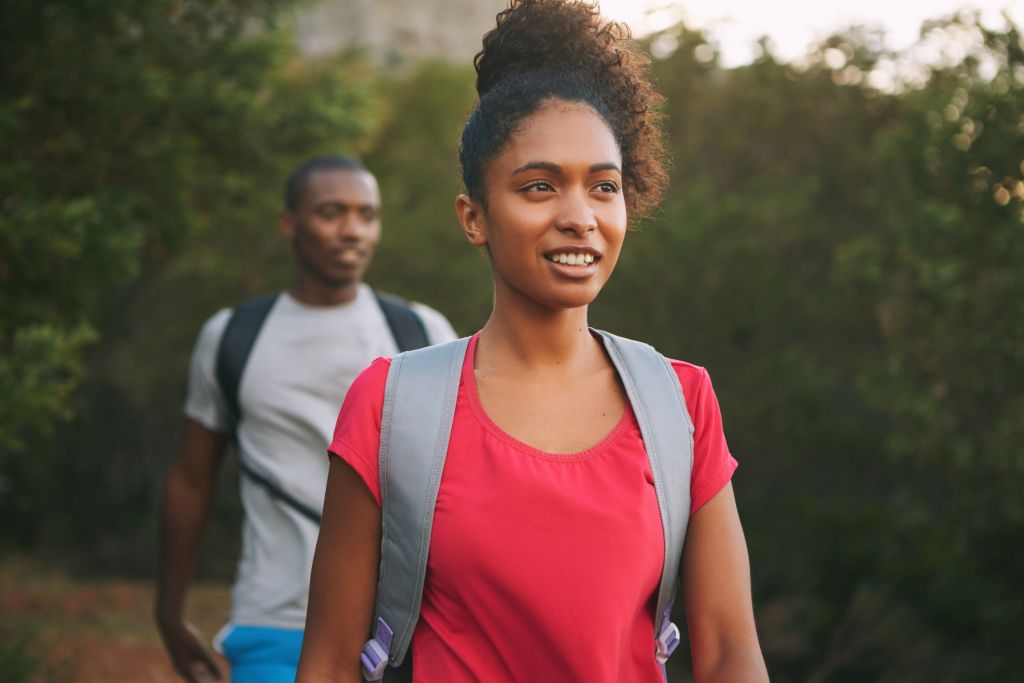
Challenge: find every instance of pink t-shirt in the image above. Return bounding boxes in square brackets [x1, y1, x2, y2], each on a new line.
[329, 334, 738, 682]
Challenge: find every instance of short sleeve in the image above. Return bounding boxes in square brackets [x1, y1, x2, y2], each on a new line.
[411, 302, 459, 345]
[671, 363, 739, 513]
[183, 309, 232, 433]
[328, 357, 393, 506]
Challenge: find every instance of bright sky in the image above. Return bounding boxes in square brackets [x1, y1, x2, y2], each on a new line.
[598, 0, 1024, 66]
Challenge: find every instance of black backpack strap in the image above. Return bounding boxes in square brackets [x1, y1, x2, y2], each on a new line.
[374, 291, 429, 352]
[215, 293, 280, 435]
[236, 458, 323, 525]
[214, 290, 426, 526]
[214, 293, 323, 523]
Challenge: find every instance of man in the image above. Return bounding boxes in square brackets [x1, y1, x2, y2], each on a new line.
[155, 155, 457, 682]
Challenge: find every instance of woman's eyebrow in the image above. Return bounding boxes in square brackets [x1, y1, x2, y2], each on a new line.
[512, 161, 562, 175]
[511, 161, 622, 175]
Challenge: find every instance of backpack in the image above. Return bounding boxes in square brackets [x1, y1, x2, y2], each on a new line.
[360, 331, 694, 681]
[214, 290, 430, 524]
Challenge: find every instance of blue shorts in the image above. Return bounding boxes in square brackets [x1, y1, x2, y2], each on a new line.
[216, 624, 304, 683]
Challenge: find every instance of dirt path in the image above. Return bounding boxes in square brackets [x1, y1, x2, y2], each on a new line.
[1, 560, 230, 683]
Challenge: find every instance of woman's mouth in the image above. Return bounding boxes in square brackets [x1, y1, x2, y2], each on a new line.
[544, 251, 597, 266]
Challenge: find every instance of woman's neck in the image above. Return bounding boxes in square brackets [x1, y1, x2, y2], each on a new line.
[476, 290, 601, 375]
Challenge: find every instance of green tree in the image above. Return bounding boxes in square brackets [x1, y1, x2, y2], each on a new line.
[362, 61, 490, 331]
[848, 12, 1024, 677]
[628, 13, 1024, 682]
[0, 0, 374, 552]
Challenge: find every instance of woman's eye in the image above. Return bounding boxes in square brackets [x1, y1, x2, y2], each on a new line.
[523, 181, 554, 192]
[594, 181, 619, 193]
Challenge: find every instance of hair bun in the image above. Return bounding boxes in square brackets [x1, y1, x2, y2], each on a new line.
[474, 0, 630, 97]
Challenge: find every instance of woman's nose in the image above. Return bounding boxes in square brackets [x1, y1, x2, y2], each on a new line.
[554, 191, 597, 235]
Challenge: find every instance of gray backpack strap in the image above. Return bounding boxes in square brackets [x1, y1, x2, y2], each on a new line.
[360, 337, 470, 681]
[595, 330, 695, 666]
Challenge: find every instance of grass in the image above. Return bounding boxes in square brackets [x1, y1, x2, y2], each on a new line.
[0, 557, 230, 683]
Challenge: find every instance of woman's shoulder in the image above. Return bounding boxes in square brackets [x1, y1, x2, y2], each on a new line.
[346, 337, 474, 412]
[351, 356, 393, 391]
[664, 357, 708, 382]
[599, 333, 713, 402]
[359, 355, 393, 380]
[336, 357, 393, 424]
[662, 357, 715, 417]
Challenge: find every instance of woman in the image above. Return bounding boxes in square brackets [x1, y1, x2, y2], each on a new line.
[297, 1, 769, 681]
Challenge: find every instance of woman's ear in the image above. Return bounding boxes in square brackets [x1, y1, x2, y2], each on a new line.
[455, 194, 488, 247]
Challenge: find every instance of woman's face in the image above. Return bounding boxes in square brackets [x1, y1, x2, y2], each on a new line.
[461, 99, 628, 311]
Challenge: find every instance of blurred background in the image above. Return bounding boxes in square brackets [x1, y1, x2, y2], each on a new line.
[2, 0, 1022, 681]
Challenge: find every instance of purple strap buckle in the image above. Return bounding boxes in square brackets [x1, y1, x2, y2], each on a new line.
[360, 618, 394, 682]
[655, 621, 681, 664]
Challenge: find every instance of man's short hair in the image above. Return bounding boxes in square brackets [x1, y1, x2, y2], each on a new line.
[284, 155, 368, 211]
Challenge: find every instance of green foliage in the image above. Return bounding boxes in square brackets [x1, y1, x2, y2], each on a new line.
[849, 14, 1024, 675]
[630, 12, 1024, 681]
[0, 324, 96, 453]
[362, 61, 491, 331]
[0, 0, 373, 551]
[1, 0, 252, 447]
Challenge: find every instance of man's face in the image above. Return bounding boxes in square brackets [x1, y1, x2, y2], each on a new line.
[281, 168, 382, 289]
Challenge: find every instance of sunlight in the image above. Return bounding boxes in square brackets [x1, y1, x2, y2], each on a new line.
[597, 0, 1024, 66]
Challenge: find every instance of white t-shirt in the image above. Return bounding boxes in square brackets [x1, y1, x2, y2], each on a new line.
[184, 284, 458, 629]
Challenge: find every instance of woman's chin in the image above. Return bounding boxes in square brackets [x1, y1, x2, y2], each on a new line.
[535, 287, 603, 312]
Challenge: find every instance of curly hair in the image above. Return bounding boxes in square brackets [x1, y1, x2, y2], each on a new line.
[459, 0, 668, 219]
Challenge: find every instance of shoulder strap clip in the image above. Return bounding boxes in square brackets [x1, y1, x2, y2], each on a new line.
[360, 617, 393, 681]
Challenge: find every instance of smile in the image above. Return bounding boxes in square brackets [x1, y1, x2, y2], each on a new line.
[544, 252, 597, 266]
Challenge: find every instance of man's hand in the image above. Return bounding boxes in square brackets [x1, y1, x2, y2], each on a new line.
[157, 616, 223, 683]
[155, 419, 228, 682]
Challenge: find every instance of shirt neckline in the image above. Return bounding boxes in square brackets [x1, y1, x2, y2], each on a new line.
[462, 332, 634, 462]
[279, 283, 370, 313]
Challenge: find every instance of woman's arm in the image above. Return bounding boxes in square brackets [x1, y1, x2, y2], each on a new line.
[682, 482, 769, 682]
[296, 457, 382, 683]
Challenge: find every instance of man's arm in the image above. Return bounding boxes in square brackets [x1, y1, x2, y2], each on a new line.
[683, 482, 770, 682]
[155, 417, 228, 683]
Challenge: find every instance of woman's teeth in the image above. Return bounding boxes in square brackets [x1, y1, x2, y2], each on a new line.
[547, 253, 595, 265]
